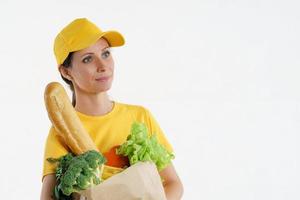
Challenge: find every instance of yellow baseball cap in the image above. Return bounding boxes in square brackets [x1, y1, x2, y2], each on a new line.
[53, 18, 125, 66]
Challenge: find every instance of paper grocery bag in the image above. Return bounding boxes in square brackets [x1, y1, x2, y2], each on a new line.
[77, 161, 167, 200]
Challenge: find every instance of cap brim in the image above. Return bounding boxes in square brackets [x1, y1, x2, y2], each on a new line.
[72, 30, 125, 52]
[101, 31, 125, 47]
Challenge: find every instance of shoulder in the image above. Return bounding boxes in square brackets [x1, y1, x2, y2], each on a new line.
[45, 125, 56, 139]
[45, 125, 69, 148]
[116, 101, 150, 115]
[115, 101, 154, 123]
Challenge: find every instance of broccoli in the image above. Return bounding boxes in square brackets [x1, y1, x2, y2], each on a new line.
[47, 150, 106, 200]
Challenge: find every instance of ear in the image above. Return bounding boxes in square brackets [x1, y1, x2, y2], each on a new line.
[58, 65, 73, 81]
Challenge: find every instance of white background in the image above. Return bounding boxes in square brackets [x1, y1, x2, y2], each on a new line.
[0, 0, 299, 199]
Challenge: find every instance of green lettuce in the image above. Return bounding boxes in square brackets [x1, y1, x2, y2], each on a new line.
[117, 122, 175, 171]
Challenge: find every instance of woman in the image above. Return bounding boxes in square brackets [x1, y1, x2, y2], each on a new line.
[40, 18, 184, 200]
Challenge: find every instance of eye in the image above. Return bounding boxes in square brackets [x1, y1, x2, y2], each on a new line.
[101, 50, 111, 59]
[82, 55, 92, 63]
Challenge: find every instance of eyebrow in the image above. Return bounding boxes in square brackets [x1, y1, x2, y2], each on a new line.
[80, 46, 110, 58]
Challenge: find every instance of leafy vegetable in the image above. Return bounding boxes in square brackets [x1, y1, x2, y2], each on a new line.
[117, 122, 175, 171]
[47, 150, 106, 200]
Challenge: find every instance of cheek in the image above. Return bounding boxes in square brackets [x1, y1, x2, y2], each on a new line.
[109, 58, 114, 69]
[110, 61, 115, 76]
[73, 69, 93, 85]
[111, 66, 114, 75]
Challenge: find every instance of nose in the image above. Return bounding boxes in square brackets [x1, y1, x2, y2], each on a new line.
[95, 56, 106, 72]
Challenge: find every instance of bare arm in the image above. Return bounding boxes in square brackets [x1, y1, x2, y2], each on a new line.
[40, 174, 56, 200]
[159, 162, 184, 200]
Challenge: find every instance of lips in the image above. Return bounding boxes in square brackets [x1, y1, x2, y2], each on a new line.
[95, 76, 110, 81]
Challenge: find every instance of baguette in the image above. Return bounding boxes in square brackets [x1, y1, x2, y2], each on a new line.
[44, 82, 98, 155]
[44, 82, 123, 180]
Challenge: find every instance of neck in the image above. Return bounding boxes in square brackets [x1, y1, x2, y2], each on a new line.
[74, 90, 114, 116]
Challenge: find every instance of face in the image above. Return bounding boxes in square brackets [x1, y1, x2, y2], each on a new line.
[66, 38, 114, 94]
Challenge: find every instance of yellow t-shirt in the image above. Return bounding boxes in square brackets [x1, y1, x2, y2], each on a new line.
[42, 101, 174, 182]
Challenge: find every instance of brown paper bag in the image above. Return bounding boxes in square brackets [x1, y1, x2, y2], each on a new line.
[76, 161, 167, 200]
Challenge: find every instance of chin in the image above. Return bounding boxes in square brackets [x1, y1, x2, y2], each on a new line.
[95, 85, 112, 93]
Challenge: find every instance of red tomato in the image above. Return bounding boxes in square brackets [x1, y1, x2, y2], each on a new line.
[103, 145, 129, 168]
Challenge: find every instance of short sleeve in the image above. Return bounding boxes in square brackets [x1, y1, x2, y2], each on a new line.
[42, 126, 70, 182]
[143, 107, 174, 154]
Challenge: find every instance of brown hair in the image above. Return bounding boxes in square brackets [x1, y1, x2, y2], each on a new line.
[60, 52, 76, 107]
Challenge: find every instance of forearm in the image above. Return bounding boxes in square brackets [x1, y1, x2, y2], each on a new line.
[163, 180, 184, 200]
[40, 175, 56, 200]
[40, 187, 55, 200]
